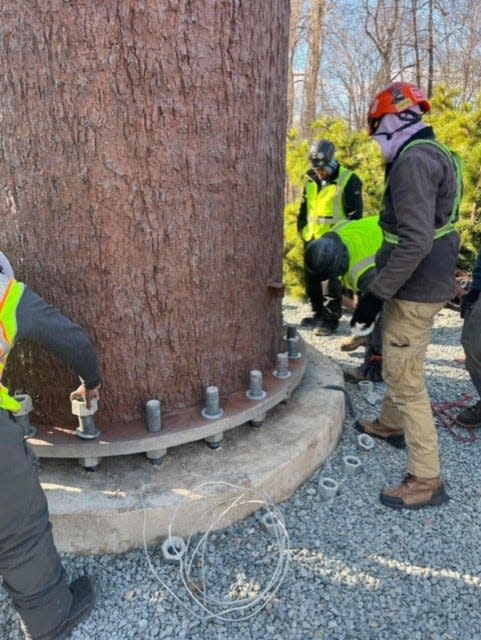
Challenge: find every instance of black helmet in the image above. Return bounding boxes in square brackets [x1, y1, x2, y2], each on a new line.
[308, 140, 337, 175]
[305, 234, 348, 280]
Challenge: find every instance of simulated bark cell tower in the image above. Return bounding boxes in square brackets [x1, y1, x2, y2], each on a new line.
[0, 1, 305, 466]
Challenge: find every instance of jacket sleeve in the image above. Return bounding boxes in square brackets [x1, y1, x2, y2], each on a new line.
[15, 286, 101, 389]
[369, 149, 441, 301]
[357, 267, 377, 295]
[343, 173, 363, 220]
[297, 186, 308, 234]
[297, 187, 307, 233]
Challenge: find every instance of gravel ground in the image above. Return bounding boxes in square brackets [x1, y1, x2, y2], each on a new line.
[2, 299, 481, 640]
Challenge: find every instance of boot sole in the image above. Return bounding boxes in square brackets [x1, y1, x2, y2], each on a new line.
[454, 417, 481, 429]
[380, 485, 451, 510]
[354, 421, 405, 449]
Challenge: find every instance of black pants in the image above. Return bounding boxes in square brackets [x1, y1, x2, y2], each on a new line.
[304, 264, 342, 323]
[0, 410, 72, 638]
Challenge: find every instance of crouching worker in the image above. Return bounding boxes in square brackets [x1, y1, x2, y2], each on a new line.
[304, 215, 384, 381]
[0, 273, 101, 639]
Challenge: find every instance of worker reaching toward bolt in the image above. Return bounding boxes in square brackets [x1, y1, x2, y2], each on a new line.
[352, 82, 463, 510]
[304, 214, 384, 382]
[0, 271, 101, 639]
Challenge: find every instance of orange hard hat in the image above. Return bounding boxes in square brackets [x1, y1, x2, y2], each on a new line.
[367, 82, 431, 135]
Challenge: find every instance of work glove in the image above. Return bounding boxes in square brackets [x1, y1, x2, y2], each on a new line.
[350, 292, 383, 329]
[460, 288, 480, 318]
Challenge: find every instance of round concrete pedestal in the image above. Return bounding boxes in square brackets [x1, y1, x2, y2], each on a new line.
[40, 346, 345, 554]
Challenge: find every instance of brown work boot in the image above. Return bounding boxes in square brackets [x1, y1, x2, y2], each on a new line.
[455, 399, 481, 428]
[340, 334, 368, 352]
[380, 474, 450, 510]
[354, 418, 405, 449]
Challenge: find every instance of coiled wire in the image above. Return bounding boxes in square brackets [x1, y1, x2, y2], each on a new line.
[141, 481, 290, 622]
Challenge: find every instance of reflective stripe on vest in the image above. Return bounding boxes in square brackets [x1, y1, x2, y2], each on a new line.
[383, 140, 463, 245]
[301, 167, 353, 242]
[347, 254, 376, 291]
[0, 278, 25, 412]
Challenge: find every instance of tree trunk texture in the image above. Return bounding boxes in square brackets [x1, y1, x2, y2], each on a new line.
[0, 1, 289, 425]
[301, 0, 324, 138]
[287, 0, 303, 130]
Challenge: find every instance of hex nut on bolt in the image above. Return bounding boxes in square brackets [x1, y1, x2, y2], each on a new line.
[13, 394, 33, 416]
[161, 536, 186, 562]
[72, 398, 100, 440]
[71, 397, 98, 417]
[13, 394, 37, 438]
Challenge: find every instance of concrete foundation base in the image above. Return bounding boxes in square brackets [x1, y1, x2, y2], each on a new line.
[41, 346, 345, 554]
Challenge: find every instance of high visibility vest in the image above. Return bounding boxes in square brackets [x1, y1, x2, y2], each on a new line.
[301, 167, 353, 242]
[0, 278, 25, 412]
[332, 215, 383, 292]
[382, 140, 463, 245]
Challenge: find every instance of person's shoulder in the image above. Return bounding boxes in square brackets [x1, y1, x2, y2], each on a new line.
[344, 168, 362, 184]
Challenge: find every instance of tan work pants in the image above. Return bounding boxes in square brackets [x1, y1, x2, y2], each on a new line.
[380, 298, 444, 478]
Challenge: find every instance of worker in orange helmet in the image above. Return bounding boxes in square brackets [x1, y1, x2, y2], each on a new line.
[352, 82, 463, 509]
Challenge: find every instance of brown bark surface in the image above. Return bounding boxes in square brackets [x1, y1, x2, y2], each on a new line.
[0, 1, 289, 425]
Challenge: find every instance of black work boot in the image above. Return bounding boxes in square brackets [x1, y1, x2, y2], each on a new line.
[455, 399, 481, 428]
[27, 576, 95, 640]
[300, 312, 325, 328]
[314, 318, 339, 336]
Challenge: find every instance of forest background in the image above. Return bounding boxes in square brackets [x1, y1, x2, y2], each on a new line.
[284, 0, 481, 298]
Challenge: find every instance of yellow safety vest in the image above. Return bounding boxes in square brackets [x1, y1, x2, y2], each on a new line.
[383, 140, 463, 245]
[301, 167, 353, 242]
[332, 215, 383, 292]
[0, 278, 25, 412]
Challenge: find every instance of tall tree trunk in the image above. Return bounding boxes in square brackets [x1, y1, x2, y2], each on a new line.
[0, 1, 289, 425]
[411, 0, 422, 86]
[301, 0, 324, 138]
[287, 0, 303, 130]
[427, 0, 434, 96]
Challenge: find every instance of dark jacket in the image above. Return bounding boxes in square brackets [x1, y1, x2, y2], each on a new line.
[369, 127, 460, 303]
[16, 286, 101, 389]
[297, 164, 363, 234]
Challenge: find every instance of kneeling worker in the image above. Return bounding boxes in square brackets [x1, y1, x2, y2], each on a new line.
[304, 215, 383, 381]
[0, 272, 101, 640]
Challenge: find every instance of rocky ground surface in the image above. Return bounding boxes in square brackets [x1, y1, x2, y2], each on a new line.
[2, 299, 480, 640]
